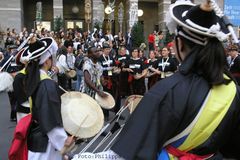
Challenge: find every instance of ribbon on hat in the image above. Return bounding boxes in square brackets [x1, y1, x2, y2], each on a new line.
[207, 23, 228, 42]
[20, 54, 31, 64]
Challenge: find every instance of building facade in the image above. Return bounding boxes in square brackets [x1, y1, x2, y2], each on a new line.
[0, 0, 234, 40]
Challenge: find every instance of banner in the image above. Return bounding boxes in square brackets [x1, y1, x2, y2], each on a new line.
[224, 0, 240, 26]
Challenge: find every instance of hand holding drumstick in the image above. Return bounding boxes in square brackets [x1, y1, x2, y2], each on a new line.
[61, 115, 89, 155]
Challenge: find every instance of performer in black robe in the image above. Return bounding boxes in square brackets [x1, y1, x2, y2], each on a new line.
[13, 68, 30, 122]
[115, 45, 130, 97]
[13, 49, 31, 122]
[152, 47, 177, 80]
[146, 50, 159, 89]
[124, 48, 147, 95]
[20, 36, 75, 159]
[110, 1, 240, 160]
[99, 43, 119, 119]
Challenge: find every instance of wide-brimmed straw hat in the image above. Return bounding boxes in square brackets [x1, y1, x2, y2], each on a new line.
[95, 91, 115, 109]
[167, 0, 230, 45]
[61, 91, 104, 138]
[125, 95, 143, 114]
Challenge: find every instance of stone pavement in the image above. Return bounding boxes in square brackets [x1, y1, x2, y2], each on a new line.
[0, 92, 16, 160]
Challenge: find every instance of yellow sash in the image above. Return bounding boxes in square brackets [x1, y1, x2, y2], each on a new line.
[19, 68, 26, 75]
[178, 80, 236, 151]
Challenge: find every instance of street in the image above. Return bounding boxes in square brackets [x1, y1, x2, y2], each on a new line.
[0, 92, 15, 160]
[0, 90, 127, 160]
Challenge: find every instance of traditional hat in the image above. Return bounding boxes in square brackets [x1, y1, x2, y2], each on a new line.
[95, 91, 115, 109]
[167, 0, 230, 45]
[61, 91, 104, 138]
[21, 36, 55, 64]
[15, 48, 27, 65]
[125, 95, 143, 114]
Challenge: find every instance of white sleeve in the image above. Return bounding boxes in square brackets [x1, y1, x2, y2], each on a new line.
[59, 55, 70, 71]
[47, 127, 68, 151]
[82, 61, 91, 73]
[73, 55, 76, 65]
[72, 150, 125, 160]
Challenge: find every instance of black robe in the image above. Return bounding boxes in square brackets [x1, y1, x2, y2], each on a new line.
[13, 72, 30, 114]
[28, 79, 63, 152]
[112, 53, 240, 160]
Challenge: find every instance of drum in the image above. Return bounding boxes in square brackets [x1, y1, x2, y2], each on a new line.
[65, 69, 76, 79]
[95, 91, 115, 109]
[125, 95, 143, 114]
[61, 91, 104, 138]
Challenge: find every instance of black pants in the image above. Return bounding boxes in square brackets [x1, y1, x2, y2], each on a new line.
[8, 92, 16, 120]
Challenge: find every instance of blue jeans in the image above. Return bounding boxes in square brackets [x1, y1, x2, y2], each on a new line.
[75, 69, 83, 91]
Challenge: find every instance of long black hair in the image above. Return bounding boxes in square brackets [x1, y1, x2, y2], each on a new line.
[24, 60, 40, 97]
[181, 36, 232, 85]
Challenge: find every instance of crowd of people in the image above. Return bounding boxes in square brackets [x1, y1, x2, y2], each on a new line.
[0, 23, 181, 122]
[1, 0, 240, 159]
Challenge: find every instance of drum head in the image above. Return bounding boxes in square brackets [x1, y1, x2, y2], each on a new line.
[61, 91, 104, 138]
[95, 91, 115, 109]
[66, 70, 76, 78]
[125, 95, 143, 114]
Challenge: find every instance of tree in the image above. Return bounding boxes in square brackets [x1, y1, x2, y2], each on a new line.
[54, 16, 63, 32]
[131, 22, 145, 48]
[164, 29, 174, 46]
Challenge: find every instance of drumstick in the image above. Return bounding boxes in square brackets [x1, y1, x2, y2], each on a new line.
[92, 132, 112, 153]
[58, 85, 69, 93]
[61, 114, 89, 155]
[92, 121, 121, 153]
[80, 124, 110, 153]
[0, 34, 34, 72]
[79, 99, 134, 154]
[102, 124, 125, 152]
[80, 105, 127, 154]
[74, 114, 89, 136]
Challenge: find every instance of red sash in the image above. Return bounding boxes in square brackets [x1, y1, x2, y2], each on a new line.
[8, 114, 32, 160]
[166, 145, 212, 160]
